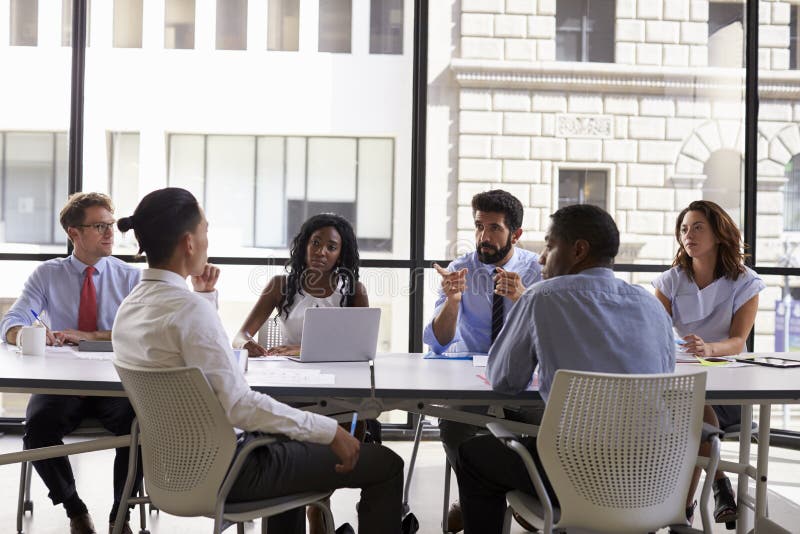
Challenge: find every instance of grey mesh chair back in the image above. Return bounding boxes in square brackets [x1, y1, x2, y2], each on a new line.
[537, 370, 707, 532]
[257, 316, 283, 349]
[114, 361, 237, 517]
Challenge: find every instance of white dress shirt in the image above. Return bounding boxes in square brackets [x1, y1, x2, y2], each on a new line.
[112, 268, 338, 445]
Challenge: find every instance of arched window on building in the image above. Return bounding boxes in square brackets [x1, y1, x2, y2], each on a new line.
[703, 149, 742, 226]
[784, 154, 800, 231]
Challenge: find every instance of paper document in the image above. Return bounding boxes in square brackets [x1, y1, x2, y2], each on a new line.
[472, 355, 488, 367]
[75, 353, 114, 361]
[247, 366, 335, 385]
[45, 346, 78, 354]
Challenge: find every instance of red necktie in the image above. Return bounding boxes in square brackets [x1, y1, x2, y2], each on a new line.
[78, 266, 97, 332]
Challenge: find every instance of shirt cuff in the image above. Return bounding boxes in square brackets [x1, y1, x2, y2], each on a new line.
[310, 414, 339, 444]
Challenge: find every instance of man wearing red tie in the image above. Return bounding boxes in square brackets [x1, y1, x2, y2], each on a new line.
[1, 193, 141, 534]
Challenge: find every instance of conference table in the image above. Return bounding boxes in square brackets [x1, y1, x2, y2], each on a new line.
[1, 345, 799, 534]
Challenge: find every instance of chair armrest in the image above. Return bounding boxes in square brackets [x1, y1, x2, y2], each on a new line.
[487, 421, 520, 443]
[702, 423, 723, 443]
[217, 434, 279, 506]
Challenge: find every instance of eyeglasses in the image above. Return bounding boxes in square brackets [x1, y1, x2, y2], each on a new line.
[76, 222, 116, 234]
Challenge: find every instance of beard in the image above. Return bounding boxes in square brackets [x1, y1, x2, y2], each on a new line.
[476, 235, 513, 264]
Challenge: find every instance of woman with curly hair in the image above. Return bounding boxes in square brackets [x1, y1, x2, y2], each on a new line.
[236, 213, 368, 356]
[653, 200, 765, 529]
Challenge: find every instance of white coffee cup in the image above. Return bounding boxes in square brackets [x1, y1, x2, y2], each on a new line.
[19, 325, 46, 356]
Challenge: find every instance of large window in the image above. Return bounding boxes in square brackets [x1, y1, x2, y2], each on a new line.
[558, 169, 607, 210]
[370, 0, 403, 55]
[319, 0, 351, 53]
[167, 135, 394, 252]
[555, 0, 614, 63]
[10, 0, 38, 46]
[216, 0, 248, 50]
[268, 0, 299, 51]
[708, 2, 744, 68]
[165, 0, 195, 49]
[0, 132, 68, 245]
[113, 0, 142, 48]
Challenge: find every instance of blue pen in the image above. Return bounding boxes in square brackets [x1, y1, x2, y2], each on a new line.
[674, 338, 687, 345]
[350, 412, 358, 435]
[30, 309, 61, 346]
[30, 309, 52, 331]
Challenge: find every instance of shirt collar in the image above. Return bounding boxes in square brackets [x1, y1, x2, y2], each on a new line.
[68, 254, 108, 275]
[141, 268, 189, 289]
[579, 266, 616, 279]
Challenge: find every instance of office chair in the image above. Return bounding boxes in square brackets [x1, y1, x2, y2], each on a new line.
[113, 361, 334, 534]
[488, 370, 721, 534]
[257, 315, 283, 349]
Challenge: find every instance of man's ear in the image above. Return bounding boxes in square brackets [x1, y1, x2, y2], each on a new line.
[511, 227, 523, 245]
[573, 239, 591, 263]
[183, 232, 194, 256]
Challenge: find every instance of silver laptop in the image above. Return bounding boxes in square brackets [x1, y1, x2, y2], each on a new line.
[290, 307, 381, 363]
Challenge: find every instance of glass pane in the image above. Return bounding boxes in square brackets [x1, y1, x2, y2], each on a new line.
[165, 0, 195, 49]
[255, 137, 286, 247]
[206, 136, 256, 249]
[217, 0, 247, 50]
[168, 135, 205, 203]
[585, 170, 607, 209]
[370, 0, 403, 55]
[426, 0, 746, 265]
[357, 138, 393, 250]
[360, 267, 410, 352]
[3, 133, 56, 244]
[109, 133, 140, 240]
[586, 0, 614, 63]
[268, 0, 299, 51]
[555, 0, 582, 61]
[708, 2, 744, 68]
[791, 6, 798, 70]
[113, 0, 142, 48]
[83, 2, 412, 260]
[558, 169, 581, 208]
[10, 0, 37, 46]
[319, 0, 351, 53]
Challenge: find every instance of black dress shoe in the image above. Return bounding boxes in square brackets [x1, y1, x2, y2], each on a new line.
[713, 477, 737, 529]
[69, 512, 97, 534]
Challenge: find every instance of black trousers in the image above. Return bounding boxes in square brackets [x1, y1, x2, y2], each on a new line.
[228, 435, 404, 534]
[23, 394, 142, 521]
[455, 434, 558, 534]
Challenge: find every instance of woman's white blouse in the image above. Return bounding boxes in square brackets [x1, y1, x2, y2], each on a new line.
[279, 286, 344, 345]
[653, 266, 765, 342]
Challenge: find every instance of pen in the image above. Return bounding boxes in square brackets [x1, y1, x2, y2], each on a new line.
[30, 309, 61, 346]
[350, 412, 358, 435]
[29, 309, 52, 330]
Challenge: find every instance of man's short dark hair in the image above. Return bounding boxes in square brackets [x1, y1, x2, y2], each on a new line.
[471, 189, 524, 232]
[59, 192, 114, 233]
[549, 204, 620, 263]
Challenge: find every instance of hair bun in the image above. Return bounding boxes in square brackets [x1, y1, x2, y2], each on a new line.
[117, 216, 134, 232]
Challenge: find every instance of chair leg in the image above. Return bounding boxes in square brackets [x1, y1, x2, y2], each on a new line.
[137, 488, 149, 534]
[441, 460, 452, 533]
[501, 506, 513, 534]
[24, 462, 33, 508]
[261, 517, 268, 534]
[17, 461, 28, 534]
[237, 523, 245, 534]
[402, 415, 425, 516]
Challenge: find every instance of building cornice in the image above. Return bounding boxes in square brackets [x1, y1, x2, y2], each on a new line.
[450, 59, 800, 99]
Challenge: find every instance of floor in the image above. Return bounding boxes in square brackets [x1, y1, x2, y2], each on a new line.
[0, 435, 798, 534]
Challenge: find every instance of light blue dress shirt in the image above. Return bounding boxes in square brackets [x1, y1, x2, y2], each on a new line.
[487, 267, 675, 401]
[423, 247, 542, 354]
[1, 255, 141, 338]
[653, 266, 765, 343]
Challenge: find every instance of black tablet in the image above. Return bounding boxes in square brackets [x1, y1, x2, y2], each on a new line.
[735, 356, 800, 368]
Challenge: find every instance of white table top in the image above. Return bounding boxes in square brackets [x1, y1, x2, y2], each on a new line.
[373, 352, 800, 404]
[0, 344, 373, 398]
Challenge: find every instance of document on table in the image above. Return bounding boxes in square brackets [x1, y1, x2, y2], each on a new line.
[247, 365, 335, 385]
[44, 346, 114, 360]
[472, 355, 488, 367]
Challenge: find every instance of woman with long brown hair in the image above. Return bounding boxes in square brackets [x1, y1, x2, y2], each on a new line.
[654, 200, 765, 529]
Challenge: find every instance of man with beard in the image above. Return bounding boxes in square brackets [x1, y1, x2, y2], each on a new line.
[422, 189, 541, 532]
